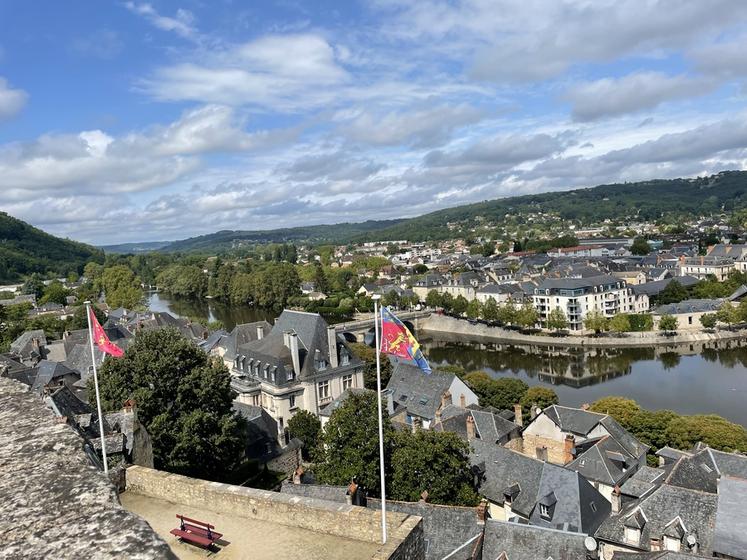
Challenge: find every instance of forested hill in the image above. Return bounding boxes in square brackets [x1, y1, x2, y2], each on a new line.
[156, 170, 747, 251]
[353, 170, 747, 242]
[161, 219, 405, 252]
[0, 212, 104, 283]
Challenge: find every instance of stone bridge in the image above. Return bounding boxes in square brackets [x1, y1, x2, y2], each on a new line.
[335, 311, 431, 345]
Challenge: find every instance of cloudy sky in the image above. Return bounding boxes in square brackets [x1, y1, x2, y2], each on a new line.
[2, 1, 747, 244]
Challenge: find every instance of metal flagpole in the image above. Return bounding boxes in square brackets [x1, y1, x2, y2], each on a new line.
[85, 301, 108, 474]
[372, 295, 387, 544]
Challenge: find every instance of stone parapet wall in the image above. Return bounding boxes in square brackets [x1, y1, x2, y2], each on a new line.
[126, 465, 424, 558]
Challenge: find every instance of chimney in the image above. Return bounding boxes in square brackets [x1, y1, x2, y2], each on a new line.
[289, 333, 301, 377]
[122, 398, 138, 424]
[459, 393, 466, 408]
[611, 486, 622, 514]
[292, 466, 304, 485]
[441, 390, 452, 410]
[476, 499, 489, 524]
[563, 434, 575, 464]
[580, 403, 590, 411]
[466, 414, 476, 440]
[256, 325, 264, 340]
[327, 326, 338, 369]
[419, 490, 429, 503]
[513, 403, 523, 427]
[386, 391, 394, 415]
[32, 337, 40, 350]
[413, 417, 422, 432]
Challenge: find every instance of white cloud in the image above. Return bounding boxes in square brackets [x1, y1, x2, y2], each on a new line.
[565, 72, 710, 121]
[0, 77, 27, 120]
[124, 2, 198, 40]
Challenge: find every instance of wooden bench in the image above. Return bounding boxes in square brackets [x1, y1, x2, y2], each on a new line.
[170, 514, 222, 549]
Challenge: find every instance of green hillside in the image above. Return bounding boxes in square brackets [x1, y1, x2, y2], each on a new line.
[162, 219, 405, 253]
[0, 212, 104, 283]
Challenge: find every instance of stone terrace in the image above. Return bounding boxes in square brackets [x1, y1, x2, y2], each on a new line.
[0, 377, 175, 560]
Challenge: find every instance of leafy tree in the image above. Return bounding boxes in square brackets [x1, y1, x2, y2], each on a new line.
[350, 342, 393, 390]
[382, 289, 401, 308]
[390, 430, 479, 506]
[519, 386, 558, 418]
[497, 301, 517, 324]
[40, 280, 69, 305]
[156, 265, 208, 299]
[463, 371, 528, 410]
[481, 297, 499, 322]
[287, 410, 322, 461]
[546, 307, 568, 332]
[99, 265, 143, 309]
[68, 305, 106, 330]
[716, 302, 739, 327]
[609, 313, 631, 333]
[95, 328, 245, 480]
[466, 299, 481, 319]
[21, 273, 45, 299]
[631, 237, 651, 255]
[583, 310, 609, 333]
[515, 303, 539, 329]
[425, 290, 442, 308]
[656, 280, 689, 305]
[413, 264, 428, 274]
[700, 313, 717, 329]
[589, 397, 641, 431]
[316, 392, 395, 496]
[481, 241, 496, 257]
[658, 314, 678, 332]
[440, 293, 454, 312]
[313, 262, 330, 295]
[452, 295, 469, 316]
[665, 414, 747, 452]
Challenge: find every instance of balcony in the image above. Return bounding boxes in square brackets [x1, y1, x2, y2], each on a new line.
[319, 396, 333, 405]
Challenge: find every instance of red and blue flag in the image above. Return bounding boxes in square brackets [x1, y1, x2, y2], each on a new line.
[380, 306, 431, 374]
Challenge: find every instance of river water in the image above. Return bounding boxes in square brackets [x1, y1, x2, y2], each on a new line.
[148, 292, 747, 426]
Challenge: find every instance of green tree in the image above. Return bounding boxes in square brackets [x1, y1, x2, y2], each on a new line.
[658, 314, 678, 332]
[21, 273, 45, 299]
[452, 295, 469, 315]
[589, 396, 641, 430]
[583, 310, 609, 333]
[700, 313, 717, 329]
[656, 280, 689, 305]
[382, 289, 401, 309]
[665, 414, 747, 452]
[425, 290, 442, 308]
[631, 237, 651, 255]
[95, 328, 244, 480]
[515, 303, 539, 329]
[313, 262, 330, 295]
[156, 265, 208, 299]
[466, 299, 481, 319]
[481, 297, 499, 322]
[316, 392, 395, 495]
[350, 343, 393, 390]
[609, 313, 631, 333]
[99, 265, 143, 309]
[519, 386, 558, 418]
[497, 301, 517, 324]
[287, 410, 322, 461]
[716, 302, 739, 327]
[546, 307, 568, 332]
[68, 305, 106, 330]
[628, 313, 654, 332]
[440, 293, 454, 312]
[390, 430, 479, 506]
[40, 280, 69, 305]
[481, 241, 496, 257]
[463, 371, 528, 410]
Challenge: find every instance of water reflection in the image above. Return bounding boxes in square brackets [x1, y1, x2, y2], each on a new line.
[420, 333, 747, 426]
[147, 292, 276, 331]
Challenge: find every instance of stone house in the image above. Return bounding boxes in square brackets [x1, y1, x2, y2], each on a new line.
[229, 310, 364, 435]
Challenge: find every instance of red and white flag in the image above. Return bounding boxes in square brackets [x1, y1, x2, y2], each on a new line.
[89, 307, 124, 358]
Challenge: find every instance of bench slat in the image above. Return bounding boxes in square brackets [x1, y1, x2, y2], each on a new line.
[175, 513, 215, 530]
[182, 522, 223, 541]
[170, 528, 213, 548]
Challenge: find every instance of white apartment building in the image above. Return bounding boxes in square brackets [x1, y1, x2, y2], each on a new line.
[532, 275, 647, 331]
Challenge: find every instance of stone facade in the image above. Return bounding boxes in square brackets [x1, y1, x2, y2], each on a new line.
[0, 377, 175, 560]
[125, 465, 424, 558]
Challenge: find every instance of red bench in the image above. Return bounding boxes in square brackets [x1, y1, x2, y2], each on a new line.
[170, 514, 223, 549]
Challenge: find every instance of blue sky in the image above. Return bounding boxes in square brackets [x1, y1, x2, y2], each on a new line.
[2, 1, 747, 244]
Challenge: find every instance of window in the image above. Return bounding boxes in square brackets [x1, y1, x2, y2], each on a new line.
[624, 527, 640, 546]
[539, 504, 550, 518]
[252, 395, 260, 406]
[341, 351, 350, 366]
[289, 395, 296, 409]
[318, 380, 330, 400]
[663, 536, 680, 552]
[263, 365, 269, 379]
[287, 368, 295, 381]
[317, 359, 327, 371]
[342, 374, 353, 390]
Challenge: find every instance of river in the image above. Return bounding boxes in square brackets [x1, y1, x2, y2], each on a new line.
[148, 293, 747, 426]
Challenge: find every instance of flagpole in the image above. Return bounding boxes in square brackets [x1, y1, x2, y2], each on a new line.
[85, 301, 108, 474]
[372, 295, 387, 544]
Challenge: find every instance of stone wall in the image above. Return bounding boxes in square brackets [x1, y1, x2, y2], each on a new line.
[126, 465, 424, 558]
[0, 377, 175, 560]
[266, 444, 302, 478]
[520, 434, 566, 464]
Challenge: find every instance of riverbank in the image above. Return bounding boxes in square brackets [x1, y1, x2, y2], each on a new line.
[419, 314, 747, 348]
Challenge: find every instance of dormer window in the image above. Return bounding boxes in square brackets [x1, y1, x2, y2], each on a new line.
[287, 369, 295, 381]
[625, 527, 641, 546]
[663, 536, 681, 552]
[318, 360, 327, 371]
[539, 504, 550, 518]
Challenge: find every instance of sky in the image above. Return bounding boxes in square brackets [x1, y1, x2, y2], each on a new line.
[2, 1, 747, 244]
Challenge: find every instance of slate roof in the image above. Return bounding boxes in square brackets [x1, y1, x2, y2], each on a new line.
[433, 404, 519, 444]
[222, 321, 272, 361]
[0, 353, 34, 383]
[10, 329, 46, 358]
[631, 276, 700, 296]
[367, 499, 482, 560]
[567, 436, 636, 487]
[665, 447, 747, 494]
[31, 360, 77, 394]
[653, 299, 725, 315]
[620, 466, 667, 499]
[482, 519, 594, 560]
[470, 439, 610, 534]
[385, 361, 454, 421]
[713, 476, 747, 559]
[45, 384, 92, 418]
[595, 484, 718, 553]
[535, 274, 622, 291]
